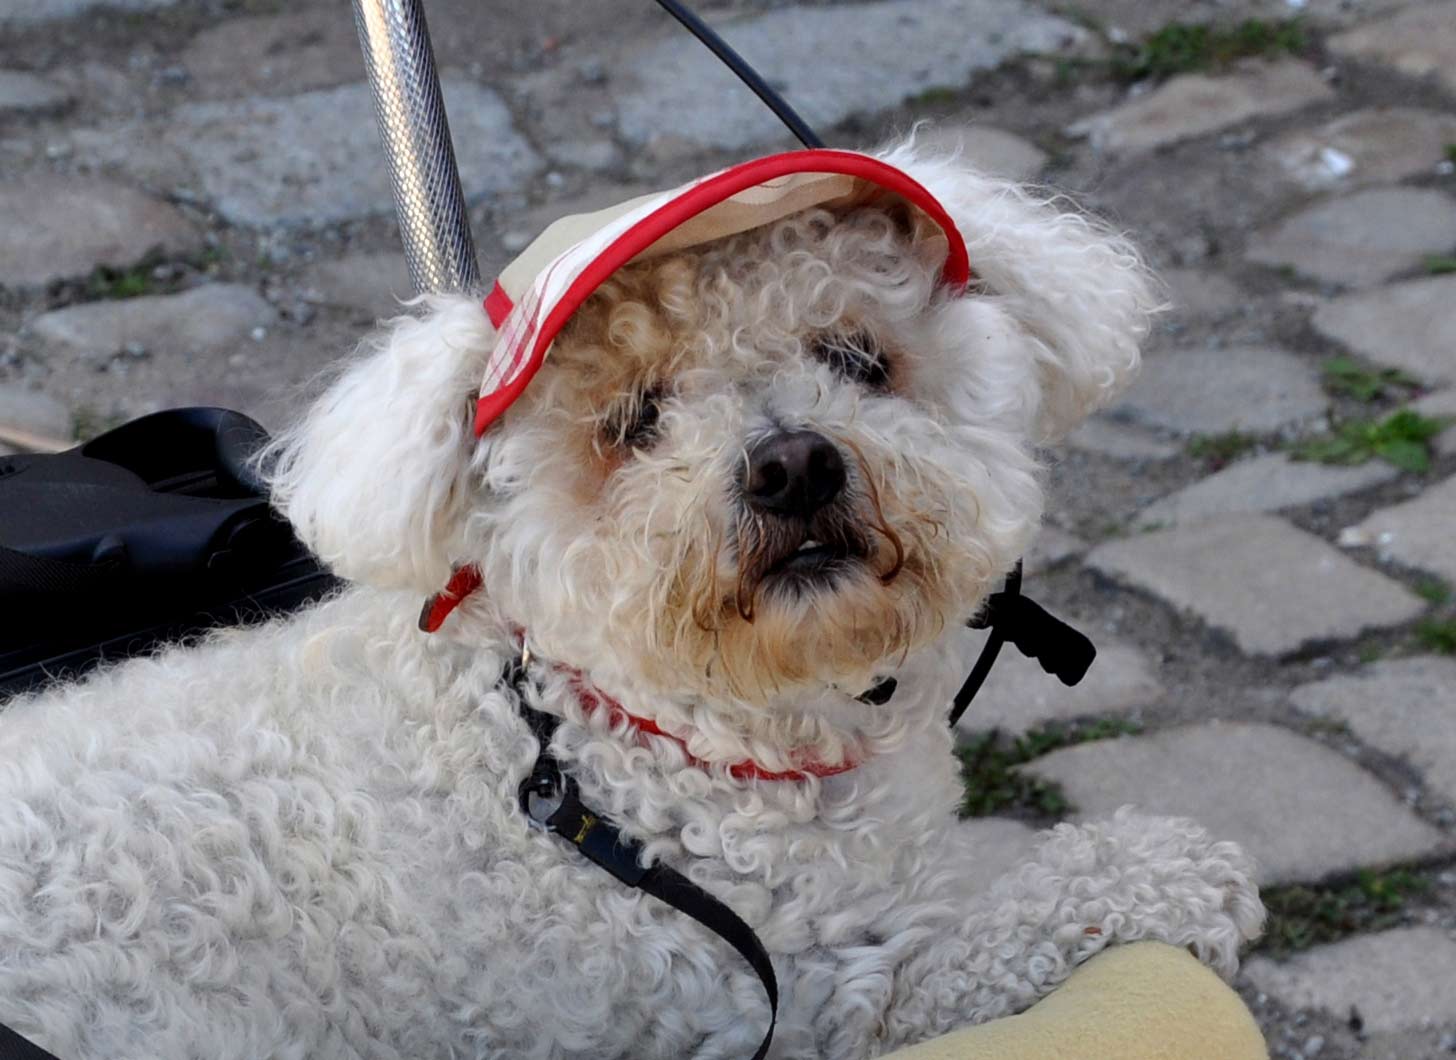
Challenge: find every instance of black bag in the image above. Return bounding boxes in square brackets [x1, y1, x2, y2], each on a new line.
[0, 407, 338, 698]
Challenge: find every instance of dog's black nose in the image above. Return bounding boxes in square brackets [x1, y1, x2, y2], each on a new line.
[743, 430, 846, 517]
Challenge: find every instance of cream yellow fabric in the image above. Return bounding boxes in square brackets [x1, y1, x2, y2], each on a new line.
[883, 943, 1269, 1060]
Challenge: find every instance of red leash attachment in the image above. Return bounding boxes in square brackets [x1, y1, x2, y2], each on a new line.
[418, 564, 483, 632]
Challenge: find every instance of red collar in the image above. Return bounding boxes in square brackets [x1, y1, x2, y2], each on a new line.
[542, 650, 860, 783]
[570, 676, 860, 782]
[424, 587, 864, 782]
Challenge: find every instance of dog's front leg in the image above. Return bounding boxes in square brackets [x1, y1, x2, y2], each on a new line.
[876, 807, 1264, 1049]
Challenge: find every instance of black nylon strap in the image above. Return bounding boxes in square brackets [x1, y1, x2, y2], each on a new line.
[949, 561, 1096, 728]
[0, 1020, 62, 1060]
[512, 668, 777, 1060]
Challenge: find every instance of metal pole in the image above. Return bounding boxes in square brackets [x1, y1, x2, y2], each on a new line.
[351, 0, 480, 295]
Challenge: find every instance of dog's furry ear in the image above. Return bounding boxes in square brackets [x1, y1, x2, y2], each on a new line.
[264, 294, 490, 592]
[885, 138, 1161, 443]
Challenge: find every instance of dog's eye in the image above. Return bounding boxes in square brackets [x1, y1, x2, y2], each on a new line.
[607, 386, 664, 451]
[811, 331, 891, 390]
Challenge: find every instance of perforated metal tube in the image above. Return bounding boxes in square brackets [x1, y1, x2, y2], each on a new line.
[352, 0, 480, 295]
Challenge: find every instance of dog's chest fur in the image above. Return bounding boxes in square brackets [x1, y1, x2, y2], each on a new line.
[0, 586, 975, 1059]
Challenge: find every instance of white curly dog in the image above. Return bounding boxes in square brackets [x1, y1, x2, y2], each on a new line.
[0, 141, 1263, 1059]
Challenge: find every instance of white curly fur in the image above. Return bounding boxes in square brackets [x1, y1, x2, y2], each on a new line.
[0, 140, 1260, 1059]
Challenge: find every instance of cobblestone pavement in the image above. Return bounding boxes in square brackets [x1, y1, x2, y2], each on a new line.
[2, 0, 1455, 1055]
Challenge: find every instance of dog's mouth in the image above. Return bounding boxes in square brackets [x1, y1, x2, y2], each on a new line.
[731, 513, 881, 620]
[763, 534, 864, 582]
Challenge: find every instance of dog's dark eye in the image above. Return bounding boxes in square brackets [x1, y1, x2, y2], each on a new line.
[608, 386, 664, 451]
[811, 331, 891, 390]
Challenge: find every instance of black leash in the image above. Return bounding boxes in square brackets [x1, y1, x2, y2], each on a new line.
[511, 654, 779, 1060]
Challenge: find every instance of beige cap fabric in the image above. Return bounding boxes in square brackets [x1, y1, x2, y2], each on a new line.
[475, 148, 971, 434]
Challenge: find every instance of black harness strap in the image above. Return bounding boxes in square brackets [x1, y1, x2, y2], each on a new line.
[512, 662, 778, 1060]
[0, 1020, 62, 1060]
[949, 561, 1097, 728]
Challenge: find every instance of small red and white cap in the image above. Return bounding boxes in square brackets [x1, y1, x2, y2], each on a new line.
[474, 148, 972, 435]
[423, 149, 972, 632]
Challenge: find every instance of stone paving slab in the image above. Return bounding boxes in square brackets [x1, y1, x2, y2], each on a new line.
[1161, 268, 1243, 321]
[30, 284, 276, 363]
[954, 634, 1163, 735]
[1339, 474, 1456, 584]
[0, 176, 202, 289]
[1243, 927, 1456, 1034]
[1066, 416, 1181, 460]
[1329, 2, 1456, 96]
[1246, 188, 1456, 289]
[1291, 657, 1456, 807]
[300, 252, 415, 321]
[1023, 524, 1086, 574]
[71, 79, 541, 227]
[1087, 514, 1425, 655]
[1311, 276, 1456, 388]
[1110, 346, 1327, 437]
[1027, 721, 1448, 884]
[180, 10, 364, 101]
[0, 69, 69, 115]
[0, 383, 71, 443]
[1068, 59, 1333, 156]
[914, 124, 1048, 182]
[1266, 107, 1456, 191]
[1135, 452, 1398, 529]
[610, 0, 1081, 151]
[0, 0, 174, 22]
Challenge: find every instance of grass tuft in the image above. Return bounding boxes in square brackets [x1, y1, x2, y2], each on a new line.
[1257, 869, 1432, 957]
[85, 263, 157, 301]
[1321, 357, 1423, 403]
[1416, 618, 1456, 655]
[1426, 256, 1456, 276]
[957, 717, 1141, 820]
[1111, 18, 1305, 82]
[1415, 579, 1453, 606]
[1290, 409, 1450, 474]
[1187, 431, 1258, 469]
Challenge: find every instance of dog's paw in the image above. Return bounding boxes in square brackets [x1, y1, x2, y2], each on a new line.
[1026, 807, 1264, 980]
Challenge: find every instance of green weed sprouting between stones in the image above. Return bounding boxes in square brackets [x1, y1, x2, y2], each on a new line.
[957, 718, 1142, 820]
[1256, 868, 1433, 957]
[1426, 256, 1456, 276]
[1110, 18, 1306, 82]
[1446, 144, 1456, 165]
[906, 85, 962, 107]
[1417, 618, 1456, 655]
[85, 263, 156, 301]
[1291, 409, 1451, 474]
[1320, 357, 1424, 403]
[1415, 579, 1453, 606]
[1186, 431, 1258, 469]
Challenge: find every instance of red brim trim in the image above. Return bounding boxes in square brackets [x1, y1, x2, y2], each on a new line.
[484, 280, 513, 328]
[475, 149, 971, 436]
